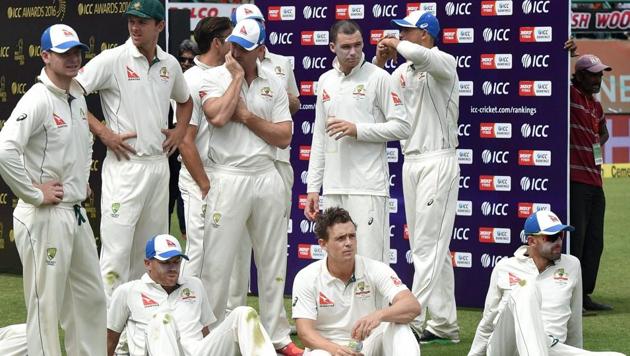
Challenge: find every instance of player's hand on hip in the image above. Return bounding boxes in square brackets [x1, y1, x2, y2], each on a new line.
[35, 180, 64, 205]
[305, 192, 320, 221]
[326, 118, 357, 140]
[225, 52, 245, 78]
[161, 127, 185, 157]
[351, 312, 382, 341]
[101, 130, 137, 161]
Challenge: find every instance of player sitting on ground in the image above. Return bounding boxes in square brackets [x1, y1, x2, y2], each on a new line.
[468, 210, 626, 356]
[106, 234, 276, 356]
[292, 207, 421, 356]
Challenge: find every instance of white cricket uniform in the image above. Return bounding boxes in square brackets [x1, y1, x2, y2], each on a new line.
[0, 324, 27, 356]
[292, 255, 419, 355]
[306, 55, 409, 262]
[390, 40, 460, 338]
[76, 38, 190, 298]
[108, 274, 275, 356]
[0, 69, 106, 356]
[178, 57, 215, 279]
[198, 62, 292, 348]
[469, 246, 625, 356]
[228, 49, 300, 311]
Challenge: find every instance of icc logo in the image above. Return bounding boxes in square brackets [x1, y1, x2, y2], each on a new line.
[521, 123, 549, 138]
[520, 177, 549, 191]
[14, 38, 25, 66]
[481, 149, 509, 164]
[482, 81, 510, 95]
[302, 56, 327, 70]
[481, 254, 508, 268]
[301, 121, 313, 135]
[372, 4, 398, 18]
[522, 0, 550, 14]
[303, 6, 327, 19]
[459, 176, 470, 189]
[452, 227, 470, 240]
[455, 55, 471, 68]
[521, 54, 549, 68]
[300, 219, 316, 233]
[481, 202, 509, 216]
[11, 82, 27, 95]
[458, 123, 471, 136]
[445, 2, 472, 16]
[269, 32, 293, 45]
[300, 171, 308, 185]
[483, 28, 511, 42]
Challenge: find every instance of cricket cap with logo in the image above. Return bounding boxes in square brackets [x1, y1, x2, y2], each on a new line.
[145, 234, 189, 261]
[41, 24, 88, 53]
[231, 4, 265, 25]
[524, 210, 575, 236]
[391, 10, 440, 39]
[226, 19, 265, 51]
[575, 54, 612, 73]
[125, 0, 165, 21]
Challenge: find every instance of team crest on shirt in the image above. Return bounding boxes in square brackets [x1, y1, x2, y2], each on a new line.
[53, 113, 67, 128]
[553, 268, 569, 284]
[354, 281, 371, 299]
[318, 292, 334, 307]
[111, 202, 120, 218]
[260, 86, 273, 98]
[46, 247, 57, 266]
[126, 66, 140, 80]
[391, 92, 403, 106]
[390, 275, 402, 287]
[321, 89, 330, 102]
[274, 66, 286, 77]
[180, 287, 196, 301]
[159, 66, 170, 81]
[141, 293, 159, 308]
[352, 84, 366, 99]
[211, 212, 221, 227]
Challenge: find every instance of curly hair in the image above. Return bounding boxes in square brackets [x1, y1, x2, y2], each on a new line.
[314, 207, 356, 241]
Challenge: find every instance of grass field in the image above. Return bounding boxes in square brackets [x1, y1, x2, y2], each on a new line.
[1, 177, 628, 355]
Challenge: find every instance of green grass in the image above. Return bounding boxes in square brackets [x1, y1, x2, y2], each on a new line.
[2, 178, 628, 355]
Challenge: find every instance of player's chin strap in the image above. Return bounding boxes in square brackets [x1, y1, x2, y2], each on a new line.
[73, 204, 86, 226]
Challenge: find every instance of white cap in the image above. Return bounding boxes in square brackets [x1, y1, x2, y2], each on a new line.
[226, 19, 266, 51]
[231, 4, 264, 25]
[145, 234, 189, 261]
[41, 24, 88, 53]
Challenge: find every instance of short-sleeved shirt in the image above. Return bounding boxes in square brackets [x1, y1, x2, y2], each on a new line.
[199, 61, 292, 169]
[108, 274, 215, 356]
[260, 49, 299, 164]
[569, 85, 604, 187]
[76, 38, 190, 157]
[292, 255, 408, 344]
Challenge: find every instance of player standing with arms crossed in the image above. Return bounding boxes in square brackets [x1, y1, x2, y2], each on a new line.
[178, 16, 233, 278]
[76, 0, 192, 299]
[226, 3, 302, 314]
[305, 20, 409, 263]
[198, 19, 301, 355]
[375, 10, 461, 343]
[0, 24, 106, 355]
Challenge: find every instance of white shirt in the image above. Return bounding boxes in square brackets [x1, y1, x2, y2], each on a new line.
[469, 246, 583, 356]
[76, 38, 190, 157]
[200, 61, 292, 169]
[306, 55, 409, 197]
[0, 68, 91, 205]
[391, 41, 459, 155]
[179, 57, 216, 181]
[260, 49, 299, 164]
[108, 274, 215, 356]
[292, 255, 408, 344]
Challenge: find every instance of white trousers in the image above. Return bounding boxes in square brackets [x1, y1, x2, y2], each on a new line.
[226, 161, 294, 313]
[486, 280, 625, 356]
[402, 150, 459, 339]
[100, 156, 169, 300]
[0, 324, 27, 356]
[13, 203, 107, 356]
[323, 194, 389, 263]
[145, 307, 276, 356]
[200, 165, 291, 349]
[304, 323, 420, 356]
[178, 167, 211, 278]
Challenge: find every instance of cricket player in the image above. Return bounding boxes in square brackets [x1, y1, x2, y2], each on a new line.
[469, 211, 626, 356]
[0, 324, 27, 356]
[0, 24, 106, 355]
[375, 10, 461, 342]
[305, 20, 410, 263]
[107, 234, 277, 356]
[226, 3, 302, 314]
[293, 207, 421, 355]
[198, 19, 301, 355]
[178, 16, 233, 278]
[76, 0, 193, 298]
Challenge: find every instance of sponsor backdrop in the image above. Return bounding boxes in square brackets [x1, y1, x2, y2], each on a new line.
[0, 0, 571, 308]
[0, 0, 135, 273]
[257, 0, 570, 307]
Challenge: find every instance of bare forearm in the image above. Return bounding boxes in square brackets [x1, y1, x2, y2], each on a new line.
[288, 94, 300, 115]
[379, 294, 421, 324]
[242, 116, 291, 148]
[87, 111, 108, 139]
[107, 329, 121, 356]
[203, 74, 243, 127]
[299, 330, 344, 354]
[179, 137, 209, 195]
[175, 98, 193, 127]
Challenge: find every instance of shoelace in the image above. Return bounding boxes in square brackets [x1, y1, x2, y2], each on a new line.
[73, 204, 86, 226]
